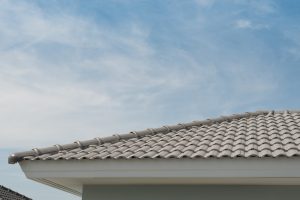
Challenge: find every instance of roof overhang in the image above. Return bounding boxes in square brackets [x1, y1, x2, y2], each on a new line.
[19, 157, 300, 196]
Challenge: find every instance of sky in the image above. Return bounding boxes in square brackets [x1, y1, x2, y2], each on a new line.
[0, 0, 300, 199]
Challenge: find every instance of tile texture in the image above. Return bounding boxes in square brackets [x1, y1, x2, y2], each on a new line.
[9, 110, 300, 163]
[0, 185, 31, 200]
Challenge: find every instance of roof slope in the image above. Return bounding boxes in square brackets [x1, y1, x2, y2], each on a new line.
[0, 185, 31, 200]
[9, 110, 300, 163]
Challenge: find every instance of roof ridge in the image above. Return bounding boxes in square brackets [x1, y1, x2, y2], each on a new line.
[9, 110, 296, 164]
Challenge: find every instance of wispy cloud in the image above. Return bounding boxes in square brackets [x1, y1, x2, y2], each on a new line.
[195, 0, 215, 7]
[3, 1, 299, 199]
[0, 0, 207, 147]
[0, 0, 280, 148]
[283, 26, 300, 61]
[0, 1, 153, 146]
[234, 19, 269, 30]
[249, 0, 277, 14]
[235, 19, 252, 29]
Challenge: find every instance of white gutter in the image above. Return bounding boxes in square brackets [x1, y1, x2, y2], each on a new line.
[19, 157, 300, 196]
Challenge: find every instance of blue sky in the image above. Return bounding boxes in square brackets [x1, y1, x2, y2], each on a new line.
[0, 0, 300, 199]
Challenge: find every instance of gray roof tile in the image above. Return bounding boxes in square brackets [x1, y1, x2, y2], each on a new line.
[0, 185, 31, 200]
[8, 110, 300, 163]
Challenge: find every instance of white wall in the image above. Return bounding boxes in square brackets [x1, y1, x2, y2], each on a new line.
[83, 185, 300, 200]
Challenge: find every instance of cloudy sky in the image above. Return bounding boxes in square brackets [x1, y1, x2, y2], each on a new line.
[0, 0, 300, 199]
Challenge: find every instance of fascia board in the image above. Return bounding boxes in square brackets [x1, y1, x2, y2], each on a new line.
[20, 157, 300, 179]
[19, 158, 300, 196]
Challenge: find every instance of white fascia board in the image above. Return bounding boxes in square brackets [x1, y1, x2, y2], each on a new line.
[20, 157, 300, 178]
[19, 158, 300, 196]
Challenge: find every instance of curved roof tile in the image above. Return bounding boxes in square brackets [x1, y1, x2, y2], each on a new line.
[8, 110, 300, 163]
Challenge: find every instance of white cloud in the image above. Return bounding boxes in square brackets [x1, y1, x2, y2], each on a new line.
[235, 19, 252, 29]
[195, 0, 215, 7]
[0, 0, 278, 148]
[283, 27, 300, 60]
[234, 19, 269, 30]
[231, 0, 276, 14]
[196, 0, 276, 13]
[250, 0, 276, 14]
[0, 1, 139, 146]
[0, 0, 207, 147]
[0, 2, 285, 200]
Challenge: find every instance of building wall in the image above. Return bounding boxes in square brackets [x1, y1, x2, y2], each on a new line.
[82, 185, 300, 200]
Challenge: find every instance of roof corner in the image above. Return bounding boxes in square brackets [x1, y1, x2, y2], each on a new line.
[8, 154, 19, 164]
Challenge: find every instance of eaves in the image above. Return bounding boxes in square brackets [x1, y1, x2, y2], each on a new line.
[19, 157, 300, 196]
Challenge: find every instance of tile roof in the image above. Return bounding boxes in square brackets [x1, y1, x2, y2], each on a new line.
[8, 110, 300, 163]
[0, 185, 31, 200]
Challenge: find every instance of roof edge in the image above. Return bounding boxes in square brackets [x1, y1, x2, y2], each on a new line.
[10, 110, 292, 164]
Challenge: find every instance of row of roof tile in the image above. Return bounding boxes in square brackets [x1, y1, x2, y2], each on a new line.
[8, 110, 300, 163]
